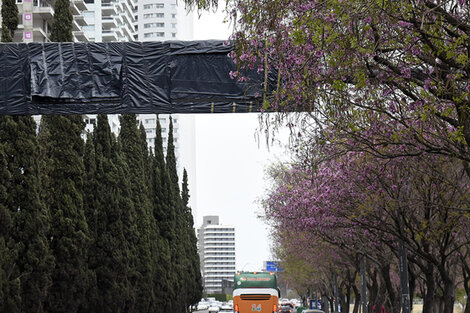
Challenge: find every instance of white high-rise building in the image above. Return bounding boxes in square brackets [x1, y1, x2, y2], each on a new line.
[197, 216, 236, 294]
[135, 0, 193, 41]
[82, 0, 135, 42]
[0, 0, 89, 42]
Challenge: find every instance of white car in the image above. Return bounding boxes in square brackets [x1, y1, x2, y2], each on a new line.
[221, 304, 233, 311]
[208, 305, 221, 313]
[197, 302, 210, 311]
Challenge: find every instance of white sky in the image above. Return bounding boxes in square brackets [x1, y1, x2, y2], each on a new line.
[190, 7, 290, 271]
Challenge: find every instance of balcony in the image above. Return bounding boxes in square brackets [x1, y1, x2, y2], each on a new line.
[72, 16, 88, 31]
[32, 6, 54, 19]
[101, 3, 117, 17]
[102, 17, 117, 29]
[102, 30, 118, 41]
[73, 30, 89, 42]
[72, 0, 87, 11]
[32, 27, 50, 41]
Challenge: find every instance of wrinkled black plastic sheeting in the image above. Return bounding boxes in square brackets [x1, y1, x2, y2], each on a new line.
[0, 41, 272, 115]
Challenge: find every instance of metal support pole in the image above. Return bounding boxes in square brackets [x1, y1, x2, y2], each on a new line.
[334, 272, 339, 313]
[360, 255, 367, 313]
[399, 215, 411, 313]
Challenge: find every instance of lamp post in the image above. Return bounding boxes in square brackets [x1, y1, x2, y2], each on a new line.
[398, 214, 411, 313]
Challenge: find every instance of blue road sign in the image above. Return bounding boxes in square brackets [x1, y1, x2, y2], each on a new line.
[266, 261, 283, 272]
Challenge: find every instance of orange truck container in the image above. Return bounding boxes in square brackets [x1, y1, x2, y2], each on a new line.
[233, 272, 280, 313]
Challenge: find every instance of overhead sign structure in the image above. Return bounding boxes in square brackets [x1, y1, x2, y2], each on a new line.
[0, 41, 274, 115]
[265, 261, 282, 272]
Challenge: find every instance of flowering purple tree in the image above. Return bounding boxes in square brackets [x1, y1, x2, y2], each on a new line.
[186, 0, 470, 176]
[263, 142, 470, 313]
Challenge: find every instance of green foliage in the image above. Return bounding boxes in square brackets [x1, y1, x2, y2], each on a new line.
[40, 115, 92, 313]
[1, 0, 18, 42]
[119, 114, 155, 313]
[0, 116, 54, 313]
[0, 113, 202, 313]
[50, 0, 73, 42]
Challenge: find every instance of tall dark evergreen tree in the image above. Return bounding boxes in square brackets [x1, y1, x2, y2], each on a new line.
[50, 0, 73, 42]
[166, 116, 179, 194]
[150, 116, 176, 312]
[83, 133, 99, 312]
[84, 115, 133, 313]
[0, 116, 54, 313]
[181, 169, 203, 309]
[165, 116, 189, 313]
[40, 115, 92, 313]
[112, 135, 138, 312]
[119, 114, 155, 313]
[1, 0, 18, 42]
[0, 141, 21, 313]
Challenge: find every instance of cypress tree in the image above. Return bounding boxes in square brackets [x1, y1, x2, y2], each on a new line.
[85, 115, 133, 313]
[50, 0, 73, 42]
[150, 116, 175, 312]
[166, 116, 179, 194]
[1, 0, 18, 42]
[95, 115, 133, 312]
[181, 169, 203, 309]
[40, 115, 92, 313]
[0, 116, 54, 313]
[83, 133, 98, 312]
[165, 117, 188, 313]
[0, 141, 21, 313]
[181, 169, 190, 208]
[119, 114, 154, 313]
[112, 136, 137, 312]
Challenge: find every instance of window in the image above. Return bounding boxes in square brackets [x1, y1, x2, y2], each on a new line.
[143, 3, 164, 9]
[171, 23, 176, 28]
[145, 118, 155, 124]
[144, 32, 165, 38]
[171, 13, 176, 18]
[144, 22, 164, 28]
[172, 33, 176, 38]
[143, 13, 164, 18]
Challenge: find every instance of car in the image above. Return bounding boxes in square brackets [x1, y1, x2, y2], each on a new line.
[221, 303, 233, 311]
[279, 306, 294, 313]
[208, 305, 221, 313]
[197, 302, 210, 311]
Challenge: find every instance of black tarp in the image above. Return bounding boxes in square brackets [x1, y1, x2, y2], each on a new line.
[0, 41, 272, 115]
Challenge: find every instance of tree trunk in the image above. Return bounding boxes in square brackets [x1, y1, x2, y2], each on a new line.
[352, 285, 360, 313]
[442, 277, 456, 313]
[380, 264, 399, 313]
[422, 261, 435, 313]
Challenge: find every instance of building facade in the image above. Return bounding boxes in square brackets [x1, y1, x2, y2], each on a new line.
[82, 0, 135, 42]
[0, 0, 89, 42]
[135, 0, 193, 41]
[197, 215, 236, 294]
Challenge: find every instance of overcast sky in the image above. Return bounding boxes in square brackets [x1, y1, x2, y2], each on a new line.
[190, 8, 290, 271]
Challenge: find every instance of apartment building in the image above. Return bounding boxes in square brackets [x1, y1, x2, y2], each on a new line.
[197, 216, 236, 294]
[82, 0, 135, 42]
[0, 0, 89, 42]
[135, 0, 193, 41]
